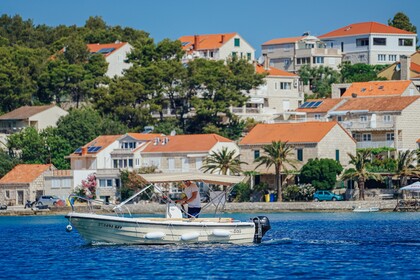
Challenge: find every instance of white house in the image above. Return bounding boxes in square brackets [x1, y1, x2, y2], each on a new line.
[179, 33, 255, 62]
[87, 42, 133, 77]
[319, 22, 417, 65]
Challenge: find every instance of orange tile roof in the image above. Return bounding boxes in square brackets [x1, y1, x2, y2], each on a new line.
[295, 99, 343, 113]
[341, 80, 412, 97]
[262, 36, 304, 46]
[86, 42, 128, 57]
[319, 22, 415, 38]
[179, 33, 237, 51]
[0, 105, 56, 120]
[239, 122, 337, 145]
[255, 65, 297, 77]
[335, 96, 420, 112]
[127, 133, 165, 141]
[411, 62, 420, 73]
[0, 164, 53, 184]
[68, 135, 122, 157]
[142, 134, 233, 153]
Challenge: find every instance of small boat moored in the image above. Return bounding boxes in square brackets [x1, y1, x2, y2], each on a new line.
[65, 172, 271, 245]
[353, 206, 380, 212]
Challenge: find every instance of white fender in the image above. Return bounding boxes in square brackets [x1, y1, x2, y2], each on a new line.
[212, 229, 231, 237]
[145, 232, 166, 240]
[181, 232, 200, 241]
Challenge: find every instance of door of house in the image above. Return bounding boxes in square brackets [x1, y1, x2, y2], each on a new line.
[17, 190, 24, 205]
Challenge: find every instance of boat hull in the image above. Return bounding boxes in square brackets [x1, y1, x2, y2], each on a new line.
[66, 212, 256, 245]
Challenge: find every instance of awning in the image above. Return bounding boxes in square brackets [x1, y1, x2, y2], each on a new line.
[139, 172, 245, 186]
[399, 182, 420, 192]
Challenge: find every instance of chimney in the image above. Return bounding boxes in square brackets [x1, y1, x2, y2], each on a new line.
[194, 35, 200, 50]
[220, 35, 225, 43]
[400, 55, 410, 80]
[263, 53, 270, 70]
[81, 147, 88, 155]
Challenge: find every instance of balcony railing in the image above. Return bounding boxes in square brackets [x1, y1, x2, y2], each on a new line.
[356, 140, 395, 149]
[340, 120, 395, 130]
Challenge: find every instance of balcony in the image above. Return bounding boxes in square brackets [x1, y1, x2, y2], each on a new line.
[356, 141, 395, 149]
[339, 120, 395, 130]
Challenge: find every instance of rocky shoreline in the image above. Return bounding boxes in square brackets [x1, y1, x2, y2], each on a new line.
[0, 200, 399, 216]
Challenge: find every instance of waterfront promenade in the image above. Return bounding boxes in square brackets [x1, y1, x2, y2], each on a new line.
[0, 200, 399, 216]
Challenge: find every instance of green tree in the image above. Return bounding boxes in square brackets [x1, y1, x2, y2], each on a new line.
[201, 147, 247, 175]
[300, 158, 343, 190]
[298, 65, 340, 98]
[395, 150, 420, 187]
[341, 150, 382, 200]
[388, 12, 417, 33]
[254, 141, 298, 202]
[0, 149, 20, 178]
[340, 62, 387, 83]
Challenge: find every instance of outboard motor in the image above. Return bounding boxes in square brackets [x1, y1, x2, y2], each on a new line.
[252, 216, 271, 243]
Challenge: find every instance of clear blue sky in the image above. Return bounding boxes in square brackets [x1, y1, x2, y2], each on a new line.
[3, 0, 420, 55]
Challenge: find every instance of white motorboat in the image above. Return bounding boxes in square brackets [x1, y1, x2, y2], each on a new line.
[352, 206, 380, 213]
[65, 172, 271, 245]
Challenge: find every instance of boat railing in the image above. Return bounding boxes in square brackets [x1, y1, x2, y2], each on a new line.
[67, 194, 116, 213]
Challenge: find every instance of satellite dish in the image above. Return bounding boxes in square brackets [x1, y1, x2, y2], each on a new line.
[257, 55, 264, 65]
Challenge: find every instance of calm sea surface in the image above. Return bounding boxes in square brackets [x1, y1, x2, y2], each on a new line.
[0, 212, 419, 280]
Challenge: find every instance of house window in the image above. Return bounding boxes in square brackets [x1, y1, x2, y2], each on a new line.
[362, 133, 371, 142]
[128, 159, 133, 167]
[113, 160, 118, 168]
[389, 55, 397, 61]
[232, 52, 237, 58]
[360, 115, 368, 122]
[168, 158, 175, 170]
[5, 190, 10, 199]
[297, 149, 303, 161]
[356, 38, 369, 46]
[247, 53, 251, 60]
[335, 150, 340, 161]
[99, 179, 113, 188]
[254, 150, 260, 160]
[337, 116, 343, 122]
[383, 115, 392, 123]
[210, 51, 214, 58]
[296, 57, 310, 65]
[313, 57, 324, 64]
[373, 38, 386, 45]
[352, 133, 361, 141]
[280, 82, 292, 89]
[234, 38, 240, 47]
[135, 158, 140, 166]
[386, 133, 394, 141]
[195, 158, 202, 169]
[314, 114, 321, 120]
[378, 54, 386, 61]
[399, 38, 413, 46]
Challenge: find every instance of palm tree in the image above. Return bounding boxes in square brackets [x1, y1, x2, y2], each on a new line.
[201, 147, 247, 175]
[341, 149, 382, 200]
[254, 141, 297, 202]
[395, 150, 420, 187]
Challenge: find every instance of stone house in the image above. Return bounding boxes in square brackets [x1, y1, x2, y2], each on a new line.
[0, 164, 55, 206]
[239, 122, 355, 189]
[261, 35, 342, 72]
[179, 32, 255, 62]
[87, 42, 133, 77]
[319, 22, 417, 66]
[0, 104, 68, 134]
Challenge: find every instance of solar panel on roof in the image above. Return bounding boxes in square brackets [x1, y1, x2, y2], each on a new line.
[311, 101, 323, 108]
[306, 101, 316, 108]
[181, 42, 189, 46]
[74, 148, 82, 153]
[87, 146, 102, 153]
[299, 102, 310, 108]
[97, 48, 115, 54]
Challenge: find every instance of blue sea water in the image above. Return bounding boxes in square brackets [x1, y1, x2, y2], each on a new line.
[0, 212, 419, 280]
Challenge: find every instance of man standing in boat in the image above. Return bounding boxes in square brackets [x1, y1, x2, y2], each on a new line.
[176, 180, 201, 218]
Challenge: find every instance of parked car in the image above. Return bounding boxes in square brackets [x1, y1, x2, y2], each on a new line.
[313, 190, 343, 202]
[36, 195, 65, 207]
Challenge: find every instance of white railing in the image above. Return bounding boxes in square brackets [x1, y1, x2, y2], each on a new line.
[356, 141, 395, 149]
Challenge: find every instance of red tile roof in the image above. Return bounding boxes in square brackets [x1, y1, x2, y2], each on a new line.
[239, 122, 338, 145]
[335, 96, 420, 112]
[0, 105, 56, 120]
[68, 135, 122, 157]
[86, 42, 128, 57]
[341, 80, 412, 97]
[0, 164, 53, 184]
[255, 65, 297, 77]
[127, 133, 165, 141]
[319, 22, 415, 38]
[179, 33, 237, 51]
[295, 99, 343, 113]
[262, 36, 304, 46]
[411, 62, 420, 73]
[142, 134, 233, 153]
